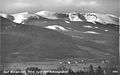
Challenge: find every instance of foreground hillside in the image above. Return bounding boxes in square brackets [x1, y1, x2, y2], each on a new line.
[24, 15, 119, 63]
[1, 17, 88, 62]
[1, 15, 119, 64]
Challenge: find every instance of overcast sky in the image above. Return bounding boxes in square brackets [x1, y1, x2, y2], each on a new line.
[0, 0, 119, 16]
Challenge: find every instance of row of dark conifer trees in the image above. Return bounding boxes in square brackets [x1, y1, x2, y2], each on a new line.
[0, 65, 106, 75]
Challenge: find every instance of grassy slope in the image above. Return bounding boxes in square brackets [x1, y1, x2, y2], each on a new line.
[1, 17, 94, 63]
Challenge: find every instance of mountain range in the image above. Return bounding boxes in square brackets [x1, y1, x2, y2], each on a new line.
[0, 11, 119, 64]
[0, 11, 119, 25]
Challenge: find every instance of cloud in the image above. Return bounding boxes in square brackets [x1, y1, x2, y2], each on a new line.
[4, 0, 34, 9]
[88, 1, 100, 6]
[2, 0, 100, 9]
[12, 2, 32, 8]
[75, 1, 100, 7]
[55, 0, 100, 7]
[1, 0, 118, 16]
[56, 0, 73, 3]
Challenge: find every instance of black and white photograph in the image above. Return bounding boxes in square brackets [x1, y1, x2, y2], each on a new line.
[0, 0, 119, 75]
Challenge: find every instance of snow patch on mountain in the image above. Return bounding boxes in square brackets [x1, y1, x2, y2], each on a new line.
[104, 29, 108, 32]
[83, 31, 100, 34]
[12, 12, 29, 23]
[65, 21, 70, 23]
[94, 27, 99, 29]
[84, 13, 97, 23]
[68, 12, 82, 21]
[46, 25, 69, 31]
[83, 25, 93, 28]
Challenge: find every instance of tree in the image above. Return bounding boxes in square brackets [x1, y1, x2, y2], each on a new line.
[57, 65, 68, 71]
[68, 69, 75, 75]
[95, 66, 104, 75]
[88, 65, 95, 75]
[25, 67, 41, 74]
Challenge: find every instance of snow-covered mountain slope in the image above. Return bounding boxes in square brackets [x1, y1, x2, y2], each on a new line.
[66, 12, 119, 25]
[12, 12, 29, 23]
[68, 12, 83, 21]
[12, 12, 39, 24]
[1, 11, 119, 25]
[0, 13, 14, 21]
[0, 13, 8, 18]
[35, 11, 119, 25]
[35, 11, 58, 19]
[84, 13, 119, 25]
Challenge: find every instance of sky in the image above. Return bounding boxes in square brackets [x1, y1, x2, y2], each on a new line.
[0, 0, 119, 16]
